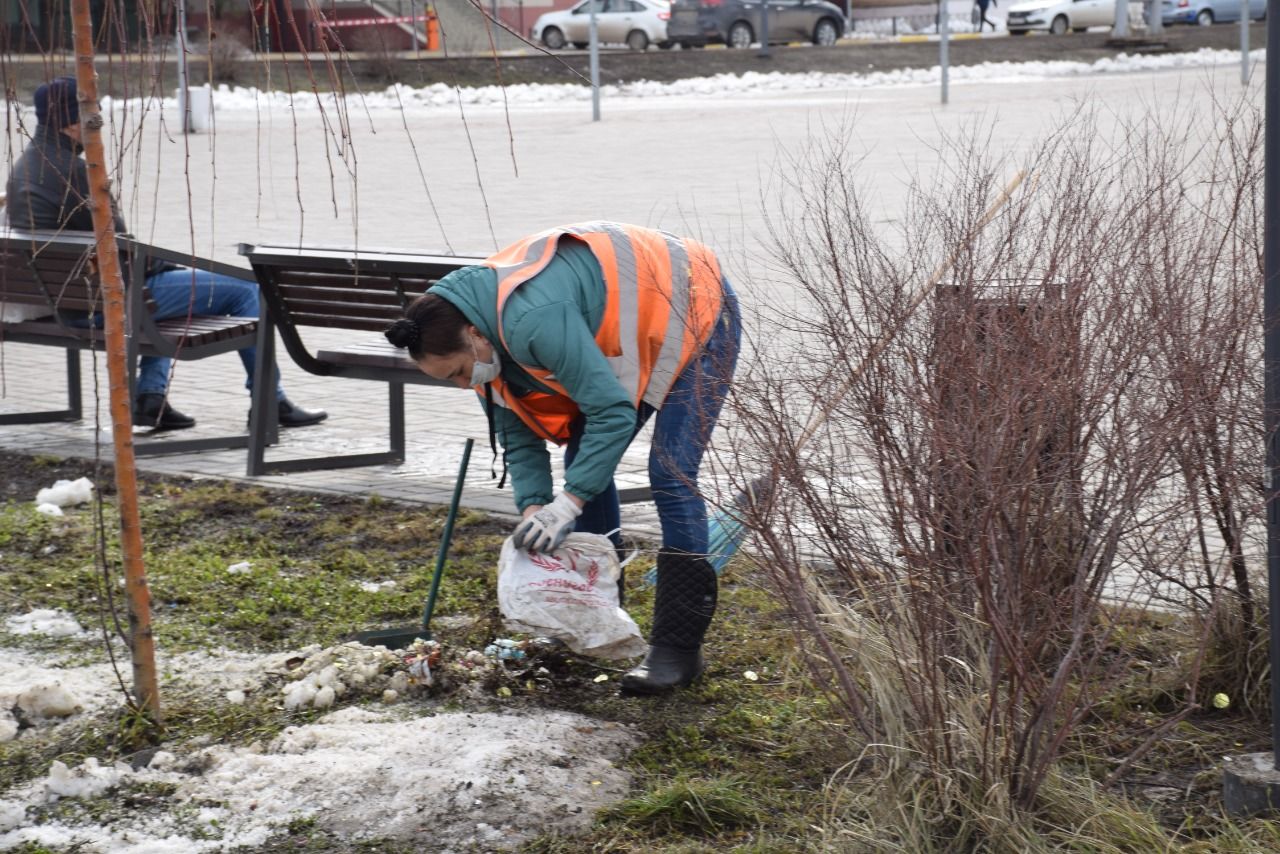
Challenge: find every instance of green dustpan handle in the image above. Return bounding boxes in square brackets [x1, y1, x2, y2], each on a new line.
[421, 438, 474, 633]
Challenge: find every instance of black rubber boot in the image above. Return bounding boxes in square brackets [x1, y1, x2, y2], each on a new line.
[132, 393, 195, 431]
[621, 548, 717, 695]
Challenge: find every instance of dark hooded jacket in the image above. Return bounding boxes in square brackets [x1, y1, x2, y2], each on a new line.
[5, 124, 127, 235]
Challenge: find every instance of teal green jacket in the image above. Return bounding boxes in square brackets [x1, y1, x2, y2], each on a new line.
[429, 240, 636, 511]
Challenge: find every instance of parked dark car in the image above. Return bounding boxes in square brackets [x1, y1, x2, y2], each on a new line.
[668, 0, 846, 48]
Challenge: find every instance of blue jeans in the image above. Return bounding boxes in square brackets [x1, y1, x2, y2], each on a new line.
[565, 278, 741, 556]
[138, 268, 282, 400]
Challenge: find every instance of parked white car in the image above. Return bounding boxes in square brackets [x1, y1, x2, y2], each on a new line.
[532, 0, 672, 51]
[1006, 0, 1115, 34]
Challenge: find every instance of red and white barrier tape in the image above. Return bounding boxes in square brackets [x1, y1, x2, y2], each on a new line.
[319, 15, 432, 28]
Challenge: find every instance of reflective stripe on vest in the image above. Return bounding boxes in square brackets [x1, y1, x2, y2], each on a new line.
[479, 222, 723, 445]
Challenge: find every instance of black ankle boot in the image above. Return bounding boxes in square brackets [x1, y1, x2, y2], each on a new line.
[253, 396, 328, 428]
[132, 393, 195, 431]
[621, 548, 717, 695]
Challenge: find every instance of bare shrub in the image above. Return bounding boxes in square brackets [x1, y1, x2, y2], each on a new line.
[1131, 101, 1268, 715]
[720, 101, 1263, 845]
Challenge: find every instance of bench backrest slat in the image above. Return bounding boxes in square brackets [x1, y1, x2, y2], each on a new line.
[286, 314, 395, 333]
[275, 283, 406, 307]
[282, 298, 406, 323]
[0, 241, 99, 317]
[274, 269, 433, 292]
[245, 245, 481, 334]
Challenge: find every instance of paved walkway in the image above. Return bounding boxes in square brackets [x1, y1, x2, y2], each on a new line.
[0, 332, 660, 535]
[0, 59, 1257, 533]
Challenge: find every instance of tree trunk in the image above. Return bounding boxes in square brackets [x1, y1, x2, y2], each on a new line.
[69, 0, 162, 725]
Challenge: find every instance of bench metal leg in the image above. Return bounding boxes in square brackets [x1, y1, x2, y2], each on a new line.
[389, 382, 405, 462]
[128, 329, 254, 458]
[250, 380, 407, 476]
[134, 433, 252, 456]
[0, 348, 83, 425]
[246, 314, 278, 476]
[67, 349, 82, 420]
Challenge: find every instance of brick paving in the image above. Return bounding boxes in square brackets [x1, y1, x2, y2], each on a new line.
[0, 331, 660, 537]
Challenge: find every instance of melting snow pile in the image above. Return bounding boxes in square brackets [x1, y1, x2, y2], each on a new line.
[2, 612, 116, 743]
[0, 646, 111, 745]
[280, 642, 403, 710]
[0, 634, 642, 851]
[0, 706, 639, 852]
[87, 47, 1267, 118]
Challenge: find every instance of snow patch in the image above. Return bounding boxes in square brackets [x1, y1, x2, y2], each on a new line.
[43, 759, 130, 801]
[34, 477, 94, 509]
[0, 800, 26, 833]
[0, 648, 120, 733]
[0, 708, 638, 852]
[179, 707, 639, 847]
[4, 609, 88, 638]
[17, 683, 82, 719]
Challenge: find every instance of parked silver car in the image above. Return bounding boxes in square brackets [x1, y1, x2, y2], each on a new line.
[667, 0, 846, 49]
[532, 0, 673, 51]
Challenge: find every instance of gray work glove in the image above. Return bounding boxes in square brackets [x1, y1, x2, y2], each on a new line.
[512, 493, 582, 554]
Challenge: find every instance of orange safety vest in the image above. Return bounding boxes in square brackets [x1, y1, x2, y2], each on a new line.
[478, 222, 724, 445]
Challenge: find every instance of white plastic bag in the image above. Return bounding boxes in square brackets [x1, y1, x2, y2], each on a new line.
[497, 532, 647, 659]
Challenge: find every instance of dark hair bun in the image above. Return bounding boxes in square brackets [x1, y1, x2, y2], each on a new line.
[385, 318, 421, 349]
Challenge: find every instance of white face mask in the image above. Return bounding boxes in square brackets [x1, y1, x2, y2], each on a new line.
[469, 338, 501, 386]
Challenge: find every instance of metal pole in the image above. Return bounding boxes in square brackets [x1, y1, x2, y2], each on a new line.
[1265, 0, 1280, 770]
[939, 0, 948, 105]
[1147, 0, 1163, 35]
[1113, 0, 1129, 38]
[1241, 0, 1250, 85]
[176, 0, 190, 133]
[420, 439, 473, 633]
[759, 1, 771, 58]
[589, 0, 600, 121]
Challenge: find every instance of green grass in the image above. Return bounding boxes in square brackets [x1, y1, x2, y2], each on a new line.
[606, 774, 763, 836]
[1, 479, 507, 654]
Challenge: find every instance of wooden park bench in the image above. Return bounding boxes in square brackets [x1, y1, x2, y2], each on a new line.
[0, 228, 262, 456]
[239, 242, 655, 502]
[239, 243, 482, 476]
